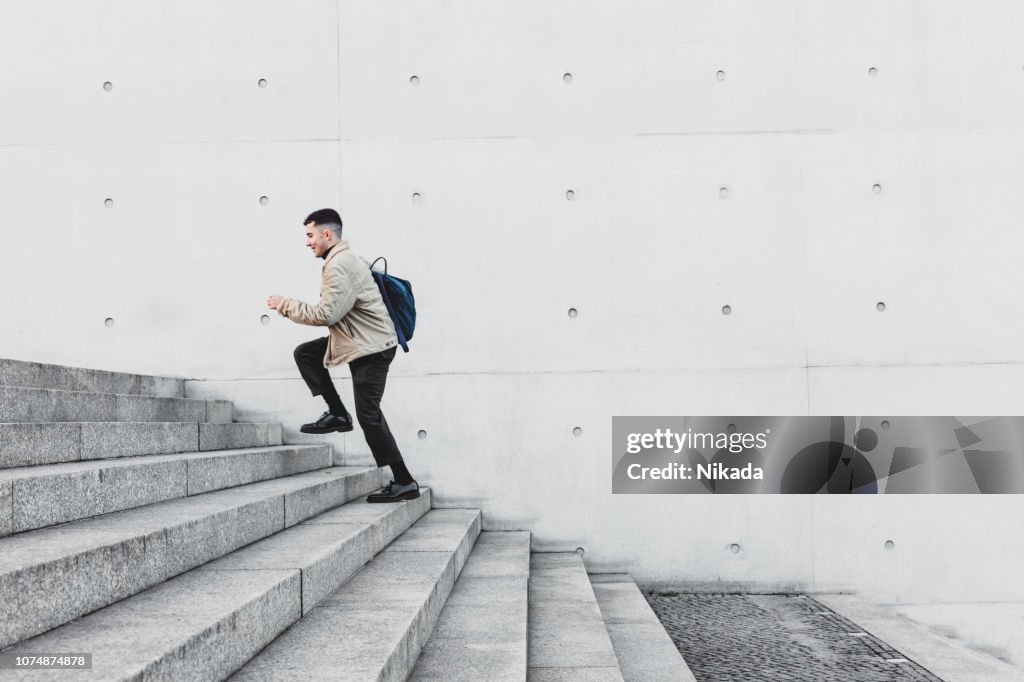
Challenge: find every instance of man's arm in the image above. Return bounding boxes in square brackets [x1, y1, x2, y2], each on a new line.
[269, 262, 356, 327]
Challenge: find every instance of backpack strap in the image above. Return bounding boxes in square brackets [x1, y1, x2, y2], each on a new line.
[369, 257, 388, 275]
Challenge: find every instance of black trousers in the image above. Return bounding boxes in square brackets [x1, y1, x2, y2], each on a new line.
[293, 337, 404, 468]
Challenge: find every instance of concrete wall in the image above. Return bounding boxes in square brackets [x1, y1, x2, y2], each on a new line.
[3, 0, 1024, 610]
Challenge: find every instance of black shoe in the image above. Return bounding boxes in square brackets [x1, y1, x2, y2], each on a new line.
[300, 411, 353, 434]
[367, 480, 420, 503]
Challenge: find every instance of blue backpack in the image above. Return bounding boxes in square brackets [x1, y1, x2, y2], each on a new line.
[369, 257, 416, 352]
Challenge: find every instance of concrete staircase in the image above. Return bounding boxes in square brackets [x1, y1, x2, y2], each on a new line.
[0, 359, 693, 681]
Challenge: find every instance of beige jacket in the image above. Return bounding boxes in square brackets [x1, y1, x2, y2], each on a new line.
[276, 241, 397, 367]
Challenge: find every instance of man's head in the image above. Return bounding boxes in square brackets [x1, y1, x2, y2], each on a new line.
[303, 208, 343, 259]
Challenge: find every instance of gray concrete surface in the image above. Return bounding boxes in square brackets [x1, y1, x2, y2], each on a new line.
[410, 531, 531, 682]
[0, 386, 115, 422]
[591, 575, 697, 682]
[199, 422, 282, 451]
[528, 553, 624, 681]
[113, 392, 207, 422]
[0, 422, 81, 467]
[0, 422, 286, 467]
[81, 421, 198, 460]
[0, 359, 184, 398]
[301, 487, 433, 554]
[214, 466, 384, 527]
[0, 445, 333, 534]
[0, 466, 380, 648]
[5, 567, 300, 681]
[184, 445, 331, 494]
[231, 509, 481, 681]
[0, 386, 210, 423]
[202, 490, 431, 614]
[205, 399, 233, 423]
[818, 594, 1024, 682]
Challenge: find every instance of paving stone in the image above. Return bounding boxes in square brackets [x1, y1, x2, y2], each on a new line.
[646, 593, 946, 682]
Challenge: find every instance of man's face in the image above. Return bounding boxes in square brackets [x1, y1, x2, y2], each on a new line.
[305, 222, 333, 258]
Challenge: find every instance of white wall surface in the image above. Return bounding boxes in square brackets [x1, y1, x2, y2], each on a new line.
[3, 0, 1023, 628]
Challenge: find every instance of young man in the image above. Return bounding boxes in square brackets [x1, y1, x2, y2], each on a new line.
[266, 208, 418, 503]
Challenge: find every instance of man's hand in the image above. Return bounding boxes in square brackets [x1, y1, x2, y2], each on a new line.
[267, 295, 284, 310]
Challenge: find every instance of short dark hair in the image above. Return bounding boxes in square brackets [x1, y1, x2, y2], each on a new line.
[304, 208, 342, 230]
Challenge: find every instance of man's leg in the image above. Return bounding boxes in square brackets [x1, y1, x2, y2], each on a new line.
[293, 337, 352, 433]
[350, 347, 418, 501]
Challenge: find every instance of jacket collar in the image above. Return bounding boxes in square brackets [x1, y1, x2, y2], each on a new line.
[323, 240, 349, 263]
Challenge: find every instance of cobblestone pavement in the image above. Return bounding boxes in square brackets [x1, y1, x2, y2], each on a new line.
[645, 593, 945, 682]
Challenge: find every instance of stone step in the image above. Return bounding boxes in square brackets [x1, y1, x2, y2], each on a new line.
[0, 358, 184, 398]
[2, 490, 432, 681]
[0, 465, 383, 649]
[409, 531, 531, 682]
[0, 444, 332, 537]
[231, 508, 482, 681]
[0, 386, 231, 424]
[0, 421, 283, 468]
[590, 574, 697, 682]
[528, 553, 624, 681]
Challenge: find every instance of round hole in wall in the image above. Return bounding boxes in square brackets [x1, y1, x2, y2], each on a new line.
[716, 70, 726, 81]
[572, 426, 582, 437]
[722, 304, 732, 315]
[260, 315, 270, 325]
[568, 308, 578, 319]
[727, 423, 737, 434]
[854, 428, 878, 452]
[880, 420, 890, 430]
[729, 543, 741, 554]
[872, 183, 882, 194]
[103, 81, 113, 92]
[257, 78, 267, 88]
[719, 186, 729, 199]
[409, 75, 420, 86]
[104, 317, 115, 328]
[259, 195, 269, 206]
[417, 429, 428, 440]
[876, 301, 886, 312]
[563, 72, 574, 84]
[412, 192, 423, 204]
[868, 67, 878, 77]
[565, 189, 575, 201]
[885, 540, 895, 550]
[104, 198, 114, 208]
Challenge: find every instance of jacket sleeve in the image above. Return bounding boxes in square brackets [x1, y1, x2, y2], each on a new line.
[276, 260, 356, 327]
